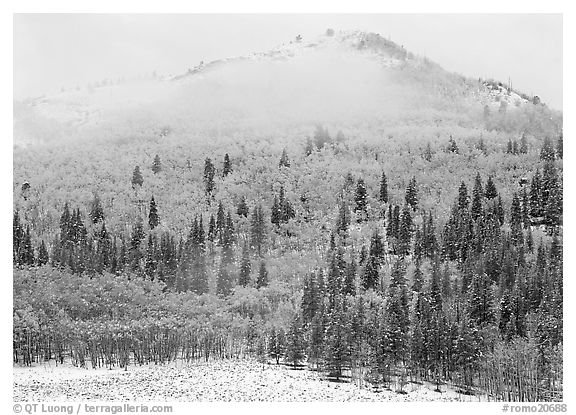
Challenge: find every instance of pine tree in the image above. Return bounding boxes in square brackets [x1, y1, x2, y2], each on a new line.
[412, 260, 424, 292]
[429, 255, 443, 310]
[324, 296, 351, 380]
[362, 255, 380, 291]
[556, 132, 563, 159]
[471, 173, 484, 221]
[222, 153, 232, 177]
[279, 148, 291, 168]
[521, 188, 531, 228]
[13, 210, 23, 263]
[152, 154, 162, 174]
[335, 199, 350, 234]
[238, 243, 251, 287]
[540, 136, 556, 161]
[542, 161, 561, 228]
[397, 205, 413, 256]
[269, 327, 286, 364]
[405, 176, 418, 211]
[485, 175, 498, 200]
[188, 216, 209, 295]
[131, 165, 144, 187]
[250, 205, 266, 256]
[469, 273, 495, 326]
[148, 196, 160, 229]
[216, 201, 226, 239]
[36, 240, 49, 266]
[506, 138, 513, 154]
[343, 253, 356, 296]
[457, 181, 469, 211]
[89, 194, 105, 224]
[424, 142, 433, 161]
[385, 259, 410, 367]
[354, 178, 368, 219]
[379, 171, 388, 203]
[236, 196, 249, 217]
[18, 226, 35, 266]
[519, 133, 528, 154]
[203, 158, 216, 195]
[129, 218, 145, 270]
[530, 169, 543, 218]
[447, 135, 459, 154]
[216, 263, 233, 296]
[256, 260, 269, 288]
[478, 136, 487, 155]
[285, 314, 306, 368]
[510, 191, 522, 233]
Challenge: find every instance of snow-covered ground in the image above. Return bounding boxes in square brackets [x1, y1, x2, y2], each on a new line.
[14, 360, 485, 402]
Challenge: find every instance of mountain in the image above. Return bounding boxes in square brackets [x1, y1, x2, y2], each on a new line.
[13, 30, 559, 147]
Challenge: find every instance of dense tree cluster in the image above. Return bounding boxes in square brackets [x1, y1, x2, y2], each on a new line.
[13, 126, 563, 401]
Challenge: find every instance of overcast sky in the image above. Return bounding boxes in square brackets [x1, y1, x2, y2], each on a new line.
[13, 14, 563, 109]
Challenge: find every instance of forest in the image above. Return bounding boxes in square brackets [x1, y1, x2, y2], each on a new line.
[13, 109, 563, 402]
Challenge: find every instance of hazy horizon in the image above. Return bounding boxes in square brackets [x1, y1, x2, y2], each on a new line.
[14, 14, 563, 110]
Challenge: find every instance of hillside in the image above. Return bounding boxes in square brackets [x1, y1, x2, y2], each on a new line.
[13, 30, 563, 402]
[13, 30, 559, 147]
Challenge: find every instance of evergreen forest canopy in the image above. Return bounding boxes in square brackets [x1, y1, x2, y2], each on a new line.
[13, 31, 562, 402]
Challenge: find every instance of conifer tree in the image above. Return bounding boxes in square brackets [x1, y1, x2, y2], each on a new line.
[236, 196, 249, 217]
[238, 243, 251, 287]
[222, 153, 232, 177]
[203, 158, 216, 195]
[324, 296, 351, 380]
[152, 154, 162, 174]
[510, 193, 523, 245]
[131, 165, 144, 187]
[485, 175, 498, 200]
[379, 171, 388, 203]
[429, 255, 443, 310]
[424, 142, 433, 161]
[397, 205, 413, 256]
[89, 194, 105, 224]
[18, 226, 35, 266]
[447, 135, 459, 154]
[469, 273, 495, 326]
[556, 132, 563, 159]
[335, 199, 350, 234]
[268, 327, 286, 365]
[36, 240, 49, 266]
[540, 136, 556, 161]
[354, 178, 368, 219]
[13, 210, 23, 263]
[216, 201, 226, 239]
[519, 133, 528, 154]
[457, 182, 469, 211]
[478, 136, 487, 155]
[506, 138, 513, 154]
[256, 260, 269, 288]
[405, 177, 418, 211]
[148, 196, 160, 229]
[250, 205, 266, 256]
[343, 253, 356, 296]
[521, 188, 531, 228]
[362, 255, 380, 291]
[279, 148, 291, 168]
[285, 314, 306, 368]
[412, 259, 424, 293]
[301, 271, 320, 323]
[530, 169, 543, 218]
[216, 263, 233, 297]
[471, 173, 484, 221]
